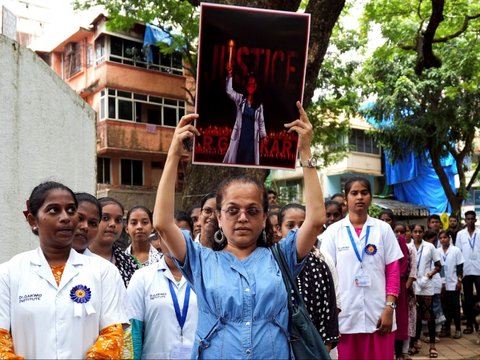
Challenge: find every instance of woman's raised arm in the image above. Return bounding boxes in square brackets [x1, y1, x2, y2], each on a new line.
[153, 114, 199, 262]
[285, 102, 326, 259]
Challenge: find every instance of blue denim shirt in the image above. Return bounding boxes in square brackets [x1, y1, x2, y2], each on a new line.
[175, 229, 304, 359]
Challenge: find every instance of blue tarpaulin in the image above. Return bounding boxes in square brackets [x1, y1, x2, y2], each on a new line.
[143, 23, 173, 63]
[362, 102, 458, 214]
[384, 150, 457, 214]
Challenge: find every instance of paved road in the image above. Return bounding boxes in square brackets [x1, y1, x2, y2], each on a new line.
[412, 331, 480, 359]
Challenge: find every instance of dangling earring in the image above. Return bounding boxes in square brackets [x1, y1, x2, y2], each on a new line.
[214, 229, 226, 245]
[262, 229, 267, 244]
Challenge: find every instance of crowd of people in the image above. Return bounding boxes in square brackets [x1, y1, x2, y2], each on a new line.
[1, 106, 479, 360]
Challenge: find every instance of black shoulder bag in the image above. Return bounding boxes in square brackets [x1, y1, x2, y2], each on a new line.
[271, 244, 331, 360]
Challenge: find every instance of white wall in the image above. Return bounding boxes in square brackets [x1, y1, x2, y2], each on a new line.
[0, 34, 96, 262]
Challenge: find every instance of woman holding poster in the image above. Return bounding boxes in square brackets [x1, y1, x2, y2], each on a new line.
[223, 63, 267, 165]
[153, 103, 326, 359]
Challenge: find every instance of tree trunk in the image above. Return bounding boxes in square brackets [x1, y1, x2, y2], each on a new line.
[429, 144, 463, 214]
[181, 164, 268, 210]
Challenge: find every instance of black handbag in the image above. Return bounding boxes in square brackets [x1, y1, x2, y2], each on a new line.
[271, 244, 331, 360]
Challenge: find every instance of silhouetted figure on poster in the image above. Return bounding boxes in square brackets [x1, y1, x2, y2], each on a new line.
[223, 63, 266, 165]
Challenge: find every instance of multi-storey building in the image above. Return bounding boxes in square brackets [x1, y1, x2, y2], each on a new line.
[37, 14, 191, 211]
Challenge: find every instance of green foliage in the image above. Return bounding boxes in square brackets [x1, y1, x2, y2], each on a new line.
[358, 0, 480, 213]
[368, 203, 383, 218]
[308, 10, 367, 167]
[359, 33, 480, 163]
[362, 0, 480, 47]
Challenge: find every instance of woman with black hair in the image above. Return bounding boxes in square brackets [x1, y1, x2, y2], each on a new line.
[153, 102, 325, 358]
[277, 203, 340, 352]
[223, 65, 267, 165]
[0, 181, 128, 359]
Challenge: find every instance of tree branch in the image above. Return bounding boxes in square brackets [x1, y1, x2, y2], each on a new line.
[415, 0, 444, 75]
[434, 13, 480, 42]
[467, 161, 480, 191]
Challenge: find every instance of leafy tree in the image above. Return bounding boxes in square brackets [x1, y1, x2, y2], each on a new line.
[362, 0, 480, 75]
[359, 0, 480, 214]
[75, 0, 349, 209]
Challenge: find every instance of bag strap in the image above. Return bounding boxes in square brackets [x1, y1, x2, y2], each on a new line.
[271, 243, 305, 308]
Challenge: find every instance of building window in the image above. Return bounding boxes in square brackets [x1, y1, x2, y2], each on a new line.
[95, 35, 106, 65]
[107, 35, 183, 75]
[349, 129, 380, 155]
[121, 159, 143, 186]
[149, 47, 183, 75]
[65, 42, 82, 78]
[87, 45, 93, 67]
[99, 88, 186, 127]
[274, 179, 303, 204]
[97, 157, 111, 184]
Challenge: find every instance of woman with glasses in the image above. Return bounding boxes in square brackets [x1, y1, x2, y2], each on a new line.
[153, 102, 325, 359]
[196, 192, 219, 249]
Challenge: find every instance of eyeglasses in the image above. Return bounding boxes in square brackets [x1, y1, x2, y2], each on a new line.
[221, 206, 263, 220]
[201, 207, 215, 216]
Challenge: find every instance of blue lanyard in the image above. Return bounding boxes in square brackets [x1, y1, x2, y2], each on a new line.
[469, 233, 476, 251]
[442, 248, 449, 263]
[346, 225, 370, 263]
[167, 279, 191, 337]
[416, 244, 423, 271]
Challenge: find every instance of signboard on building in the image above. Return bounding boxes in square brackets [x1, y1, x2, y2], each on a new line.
[192, 3, 310, 170]
[1, 6, 17, 41]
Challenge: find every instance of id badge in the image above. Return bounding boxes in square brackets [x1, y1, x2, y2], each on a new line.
[471, 252, 477, 260]
[354, 273, 371, 287]
[171, 344, 192, 359]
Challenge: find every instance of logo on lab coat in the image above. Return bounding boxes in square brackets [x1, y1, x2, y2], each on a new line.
[150, 292, 167, 300]
[18, 293, 42, 303]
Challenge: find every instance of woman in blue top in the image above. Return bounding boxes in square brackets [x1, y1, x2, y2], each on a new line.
[153, 102, 325, 359]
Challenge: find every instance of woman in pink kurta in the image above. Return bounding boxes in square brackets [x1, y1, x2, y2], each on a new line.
[321, 178, 403, 360]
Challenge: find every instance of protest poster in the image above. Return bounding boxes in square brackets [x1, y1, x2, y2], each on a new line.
[192, 3, 310, 170]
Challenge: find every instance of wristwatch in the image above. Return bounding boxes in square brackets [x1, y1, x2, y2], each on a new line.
[299, 157, 317, 168]
[386, 301, 397, 309]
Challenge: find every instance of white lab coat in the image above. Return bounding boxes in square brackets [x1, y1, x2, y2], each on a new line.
[0, 247, 129, 359]
[320, 216, 403, 334]
[223, 76, 266, 165]
[127, 257, 198, 359]
[456, 228, 480, 276]
[413, 240, 441, 296]
[437, 245, 465, 291]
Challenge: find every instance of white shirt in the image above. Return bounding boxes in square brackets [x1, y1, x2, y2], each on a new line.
[437, 245, 464, 291]
[125, 244, 162, 267]
[320, 216, 403, 334]
[413, 241, 441, 296]
[0, 248, 129, 359]
[127, 256, 198, 359]
[455, 228, 480, 276]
